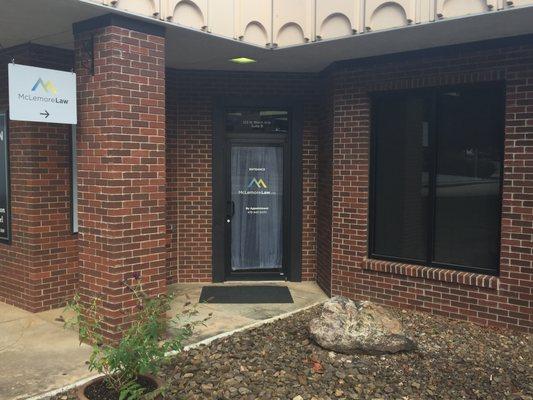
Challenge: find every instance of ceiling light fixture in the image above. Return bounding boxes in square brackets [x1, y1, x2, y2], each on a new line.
[230, 57, 257, 64]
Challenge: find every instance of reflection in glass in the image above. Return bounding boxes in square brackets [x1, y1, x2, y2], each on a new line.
[433, 88, 502, 270]
[371, 84, 504, 274]
[373, 96, 430, 261]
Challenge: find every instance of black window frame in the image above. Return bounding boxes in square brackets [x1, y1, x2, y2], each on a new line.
[70, 124, 78, 235]
[368, 82, 506, 276]
[0, 110, 11, 244]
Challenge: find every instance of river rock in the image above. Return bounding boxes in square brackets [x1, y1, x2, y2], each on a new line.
[309, 297, 416, 354]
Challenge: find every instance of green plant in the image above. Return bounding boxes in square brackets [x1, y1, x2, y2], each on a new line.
[64, 276, 207, 400]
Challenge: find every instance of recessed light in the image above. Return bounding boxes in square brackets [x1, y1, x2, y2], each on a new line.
[230, 57, 257, 64]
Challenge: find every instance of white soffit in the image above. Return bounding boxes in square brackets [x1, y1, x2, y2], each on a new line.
[1, 0, 532, 73]
[0, 0, 106, 50]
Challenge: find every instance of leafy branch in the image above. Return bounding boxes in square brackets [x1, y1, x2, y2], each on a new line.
[63, 274, 209, 400]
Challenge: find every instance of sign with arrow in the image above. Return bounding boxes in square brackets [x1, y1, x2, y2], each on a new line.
[8, 64, 77, 124]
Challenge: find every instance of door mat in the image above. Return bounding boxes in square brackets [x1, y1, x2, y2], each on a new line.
[199, 285, 294, 304]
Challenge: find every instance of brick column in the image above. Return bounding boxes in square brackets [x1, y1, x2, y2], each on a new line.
[74, 15, 167, 340]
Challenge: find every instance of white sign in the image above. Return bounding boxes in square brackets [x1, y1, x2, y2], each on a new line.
[8, 64, 77, 124]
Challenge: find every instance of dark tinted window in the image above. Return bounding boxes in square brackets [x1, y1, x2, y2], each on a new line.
[433, 88, 503, 270]
[373, 96, 430, 261]
[371, 84, 504, 274]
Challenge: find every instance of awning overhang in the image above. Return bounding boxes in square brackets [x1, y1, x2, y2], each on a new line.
[1, 0, 533, 73]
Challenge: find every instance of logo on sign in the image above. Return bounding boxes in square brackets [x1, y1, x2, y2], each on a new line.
[248, 178, 267, 189]
[9, 64, 77, 124]
[32, 78, 58, 95]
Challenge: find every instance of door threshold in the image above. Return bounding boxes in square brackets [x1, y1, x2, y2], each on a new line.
[223, 273, 286, 282]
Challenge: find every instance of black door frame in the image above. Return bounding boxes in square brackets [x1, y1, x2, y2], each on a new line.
[212, 97, 303, 282]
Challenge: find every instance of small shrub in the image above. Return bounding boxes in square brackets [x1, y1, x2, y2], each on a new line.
[64, 275, 208, 400]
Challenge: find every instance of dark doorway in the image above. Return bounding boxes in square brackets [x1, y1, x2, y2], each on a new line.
[213, 101, 303, 282]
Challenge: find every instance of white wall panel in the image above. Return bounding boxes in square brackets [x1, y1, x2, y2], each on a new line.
[316, 0, 359, 39]
[366, 0, 415, 31]
[419, 0, 434, 22]
[505, 0, 533, 6]
[237, 0, 272, 46]
[273, 0, 312, 46]
[168, 0, 207, 29]
[208, 0, 235, 37]
[114, 0, 158, 16]
[94, 0, 533, 47]
[436, 0, 495, 18]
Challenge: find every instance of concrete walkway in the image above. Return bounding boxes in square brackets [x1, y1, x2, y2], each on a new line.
[0, 281, 327, 400]
[168, 281, 329, 344]
[0, 303, 92, 400]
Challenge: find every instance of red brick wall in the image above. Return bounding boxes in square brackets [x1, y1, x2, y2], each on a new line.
[0, 44, 78, 312]
[165, 70, 320, 282]
[165, 68, 178, 284]
[75, 22, 167, 339]
[2, 33, 530, 339]
[323, 39, 533, 332]
[316, 76, 333, 296]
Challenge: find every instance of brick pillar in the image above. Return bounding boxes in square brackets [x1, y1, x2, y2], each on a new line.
[74, 15, 167, 340]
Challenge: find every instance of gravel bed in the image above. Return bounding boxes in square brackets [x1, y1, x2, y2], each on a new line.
[52, 306, 532, 400]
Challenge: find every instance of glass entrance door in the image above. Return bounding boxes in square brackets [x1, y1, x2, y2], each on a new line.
[227, 144, 285, 275]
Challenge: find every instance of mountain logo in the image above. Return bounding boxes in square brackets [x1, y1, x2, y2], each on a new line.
[31, 78, 58, 95]
[247, 177, 267, 189]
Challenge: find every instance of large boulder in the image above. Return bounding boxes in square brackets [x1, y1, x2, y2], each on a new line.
[309, 297, 416, 354]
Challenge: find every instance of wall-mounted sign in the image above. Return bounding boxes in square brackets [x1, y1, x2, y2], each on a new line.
[0, 113, 10, 243]
[8, 64, 77, 124]
[226, 109, 288, 134]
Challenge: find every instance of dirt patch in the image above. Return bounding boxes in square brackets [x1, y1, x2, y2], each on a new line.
[81, 376, 157, 400]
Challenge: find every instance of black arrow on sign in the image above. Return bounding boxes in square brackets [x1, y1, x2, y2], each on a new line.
[40, 110, 50, 118]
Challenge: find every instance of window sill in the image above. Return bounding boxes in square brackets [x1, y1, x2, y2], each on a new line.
[362, 258, 498, 290]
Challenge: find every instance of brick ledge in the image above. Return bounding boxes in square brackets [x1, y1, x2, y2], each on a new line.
[362, 258, 498, 290]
